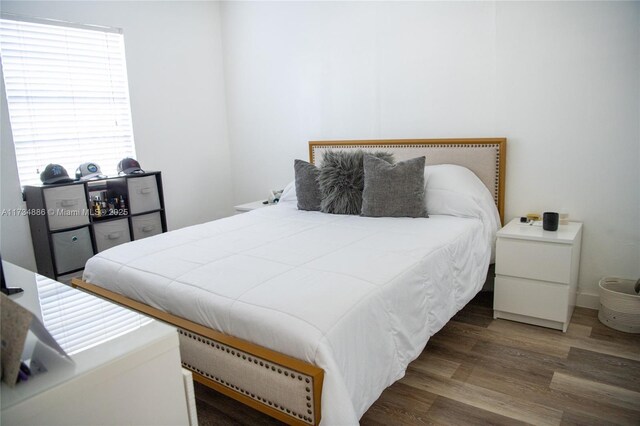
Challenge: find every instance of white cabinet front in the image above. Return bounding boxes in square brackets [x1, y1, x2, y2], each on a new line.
[496, 238, 572, 284]
[494, 276, 569, 323]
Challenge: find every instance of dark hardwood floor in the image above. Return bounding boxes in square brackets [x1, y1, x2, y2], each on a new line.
[194, 292, 640, 425]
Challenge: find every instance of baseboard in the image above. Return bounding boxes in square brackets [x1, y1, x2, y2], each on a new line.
[576, 291, 599, 309]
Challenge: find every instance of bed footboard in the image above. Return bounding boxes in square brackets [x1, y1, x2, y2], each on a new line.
[179, 330, 319, 424]
[71, 278, 323, 426]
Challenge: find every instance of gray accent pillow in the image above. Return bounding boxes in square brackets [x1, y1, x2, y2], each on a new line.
[319, 150, 394, 215]
[294, 159, 322, 211]
[361, 154, 428, 218]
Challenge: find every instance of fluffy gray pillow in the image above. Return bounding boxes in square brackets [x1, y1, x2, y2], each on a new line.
[294, 159, 321, 211]
[319, 150, 394, 215]
[361, 154, 428, 218]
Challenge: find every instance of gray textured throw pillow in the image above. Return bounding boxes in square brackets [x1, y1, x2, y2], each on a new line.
[294, 159, 322, 211]
[319, 150, 394, 215]
[361, 154, 428, 218]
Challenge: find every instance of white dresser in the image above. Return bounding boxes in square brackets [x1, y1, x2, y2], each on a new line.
[493, 219, 583, 332]
[1, 262, 196, 426]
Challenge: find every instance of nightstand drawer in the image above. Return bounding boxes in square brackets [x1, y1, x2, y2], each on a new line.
[494, 276, 568, 322]
[496, 238, 572, 284]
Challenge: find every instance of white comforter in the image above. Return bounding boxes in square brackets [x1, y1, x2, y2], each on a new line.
[84, 201, 496, 424]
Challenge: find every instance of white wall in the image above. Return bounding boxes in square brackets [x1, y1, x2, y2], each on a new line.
[0, 1, 234, 269]
[2, 1, 638, 304]
[495, 2, 640, 306]
[221, 1, 640, 305]
[222, 1, 497, 200]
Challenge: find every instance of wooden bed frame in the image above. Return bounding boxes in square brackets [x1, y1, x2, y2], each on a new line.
[72, 138, 506, 426]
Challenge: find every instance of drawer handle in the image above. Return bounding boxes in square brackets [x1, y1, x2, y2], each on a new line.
[71, 236, 78, 242]
[140, 187, 152, 194]
[61, 199, 78, 207]
[107, 232, 122, 240]
[142, 225, 155, 232]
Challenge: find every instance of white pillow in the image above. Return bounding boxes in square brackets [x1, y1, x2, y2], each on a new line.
[424, 164, 495, 218]
[424, 164, 501, 261]
[279, 180, 297, 204]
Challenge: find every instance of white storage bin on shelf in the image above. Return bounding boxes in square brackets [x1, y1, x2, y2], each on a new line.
[43, 185, 90, 230]
[132, 212, 163, 240]
[127, 175, 161, 214]
[94, 219, 131, 252]
[598, 277, 640, 333]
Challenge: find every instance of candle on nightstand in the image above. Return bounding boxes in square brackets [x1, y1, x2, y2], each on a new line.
[559, 208, 569, 225]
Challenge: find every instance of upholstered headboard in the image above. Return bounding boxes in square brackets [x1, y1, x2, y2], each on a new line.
[309, 138, 507, 224]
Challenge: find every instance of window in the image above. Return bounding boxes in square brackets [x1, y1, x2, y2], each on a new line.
[36, 273, 151, 355]
[0, 15, 136, 187]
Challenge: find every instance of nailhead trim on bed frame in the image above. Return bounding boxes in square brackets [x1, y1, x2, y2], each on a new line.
[178, 329, 316, 424]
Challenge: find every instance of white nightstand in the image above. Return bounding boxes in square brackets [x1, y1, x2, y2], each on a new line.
[233, 200, 271, 214]
[493, 218, 583, 332]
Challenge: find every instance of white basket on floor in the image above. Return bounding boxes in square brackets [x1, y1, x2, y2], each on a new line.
[598, 277, 640, 333]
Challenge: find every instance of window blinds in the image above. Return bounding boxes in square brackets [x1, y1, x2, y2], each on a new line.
[0, 16, 136, 187]
[36, 274, 151, 355]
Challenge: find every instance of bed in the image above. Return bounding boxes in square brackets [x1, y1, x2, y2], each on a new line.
[72, 138, 506, 425]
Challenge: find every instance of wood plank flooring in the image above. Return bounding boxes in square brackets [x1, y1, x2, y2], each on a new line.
[194, 292, 640, 425]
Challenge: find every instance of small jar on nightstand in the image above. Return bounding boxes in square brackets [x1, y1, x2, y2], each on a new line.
[493, 218, 583, 332]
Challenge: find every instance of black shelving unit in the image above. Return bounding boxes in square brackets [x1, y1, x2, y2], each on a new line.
[23, 172, 167, 282]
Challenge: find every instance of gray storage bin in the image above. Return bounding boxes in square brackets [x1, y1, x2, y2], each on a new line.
[94, 219, 131, 252]
[44, 185, 90, 230]
[51, 227, 94, 273]
[127, 175, 160, 214]
[131, 212, 163, 240]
